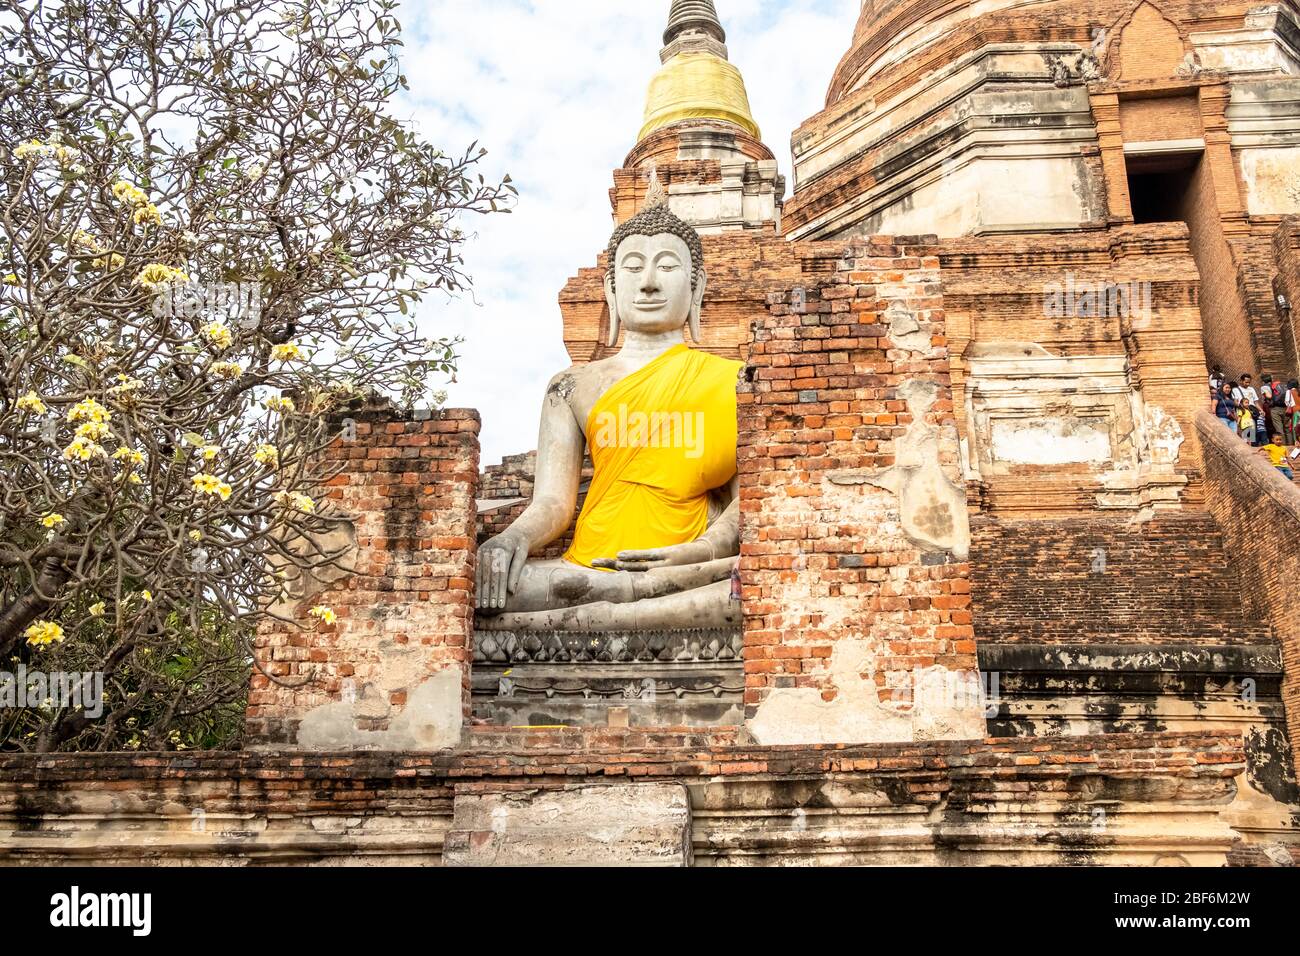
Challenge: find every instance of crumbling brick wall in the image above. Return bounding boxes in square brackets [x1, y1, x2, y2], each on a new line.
[737, 237, 983, 744]
[246, 406, 480, 748]
[1197, 410, 1300, 763]
[1, 730, 1266, 866]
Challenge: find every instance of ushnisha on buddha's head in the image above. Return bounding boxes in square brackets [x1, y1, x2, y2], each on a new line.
[604, 188, 707, 347]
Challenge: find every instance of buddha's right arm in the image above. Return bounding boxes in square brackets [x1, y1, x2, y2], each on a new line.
[491, 375, 585, 552]
[477, 381, 585, 609]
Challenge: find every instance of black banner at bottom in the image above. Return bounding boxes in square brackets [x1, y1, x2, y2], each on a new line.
[6, 865, 1293, 943]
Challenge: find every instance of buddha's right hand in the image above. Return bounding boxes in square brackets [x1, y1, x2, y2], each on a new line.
[476, 531, 530, 612]
[591, 538, 716, 572]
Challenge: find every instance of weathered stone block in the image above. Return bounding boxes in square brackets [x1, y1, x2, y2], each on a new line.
[443, 784, 691, 867]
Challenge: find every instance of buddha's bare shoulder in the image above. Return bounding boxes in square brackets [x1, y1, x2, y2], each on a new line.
[543, 362, 609, 415]
[547, 357, 633, 399]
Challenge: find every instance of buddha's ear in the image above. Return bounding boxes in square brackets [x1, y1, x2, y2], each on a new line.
[604, 271, 620, 348]
[688, 269, 707, 344]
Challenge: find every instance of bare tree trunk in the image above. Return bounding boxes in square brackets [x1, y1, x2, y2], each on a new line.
[0, 555, 69, 656]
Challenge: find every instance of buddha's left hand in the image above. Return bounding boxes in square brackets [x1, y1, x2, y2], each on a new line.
[591, 539, 715, 572]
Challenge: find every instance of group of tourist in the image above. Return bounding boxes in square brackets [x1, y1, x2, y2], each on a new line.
[1210, 365, 1300, 479]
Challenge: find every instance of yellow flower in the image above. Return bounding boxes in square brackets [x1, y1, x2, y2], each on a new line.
[89, 601, 106, 617]
[188, 530, 204, 542]
[108, 373, 143, 394]
[199, 444, 219, 461]
[201, 321, 233, 349]
[210, 361, 244, 380]
[264, 396, 295, 413]
[92, 253, 125, 270]
[271, 343, 304, 362]
[3, 273, 19, 285]
[308, 605, 337, 625]
[126, 472, 143, 485]
[253, 443, 279, 467]
[67, 397, 111, 424]
[276, 491, 315, 513]
[23, 620, 65, 647]
[140, 590, 153, 602]
[62, 436, 104, 461]
[75, 420, 109, 441]
[16, 391, 46, 414]
[14, 139, 46, 162]
[113, 447, 145, 466]
[134, 262, 189, 291]
[111, 179, 149, 206]
[52, 144, 81, 168]
[69, 229, 103, 253]
[39, 512, 66, 529]
[132, 203, 162, 227]
[191, 473, 233, 501]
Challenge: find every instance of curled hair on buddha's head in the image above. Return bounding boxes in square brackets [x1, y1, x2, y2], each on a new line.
[604, 167, 707, 347]
[605, 201, 705, 294]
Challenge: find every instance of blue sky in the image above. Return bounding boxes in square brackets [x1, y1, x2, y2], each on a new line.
[396, 0, 861, 466]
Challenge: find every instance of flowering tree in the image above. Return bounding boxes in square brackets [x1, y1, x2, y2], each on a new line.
[0, 0, 512, 750]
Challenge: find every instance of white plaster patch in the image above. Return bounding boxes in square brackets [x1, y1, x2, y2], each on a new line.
[1238, 148, 1300, 215]
[990, 417, 1112, 466]
[1144, 404, 1184, 465]
[886, 300, 930, 352]
[747, 639, 987, 746]
[296, 666, 463, 751]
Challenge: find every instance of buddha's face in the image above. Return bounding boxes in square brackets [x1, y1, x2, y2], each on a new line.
[609, 233, 697, 335]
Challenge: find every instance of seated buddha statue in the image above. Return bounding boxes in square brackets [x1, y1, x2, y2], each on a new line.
[475, 187, 742, 633]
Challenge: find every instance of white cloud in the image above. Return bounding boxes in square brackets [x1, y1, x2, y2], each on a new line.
[397, 0, 860, 467]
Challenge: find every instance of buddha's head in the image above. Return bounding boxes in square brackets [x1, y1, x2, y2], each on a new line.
[604, 194, 706, 347]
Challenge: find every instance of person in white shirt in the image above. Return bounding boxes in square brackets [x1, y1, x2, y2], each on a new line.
[1231, 374, 1259, 406]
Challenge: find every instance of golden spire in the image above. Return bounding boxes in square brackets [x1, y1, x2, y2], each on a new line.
[638, 1, 760, 143]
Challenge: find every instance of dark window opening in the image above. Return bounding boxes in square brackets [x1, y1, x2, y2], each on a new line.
[1125, 151, 1200, 224]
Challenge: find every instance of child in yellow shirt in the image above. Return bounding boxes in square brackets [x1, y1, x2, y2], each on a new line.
[1237, 405, 1255, 441]
[1261, 434, 1295, 480]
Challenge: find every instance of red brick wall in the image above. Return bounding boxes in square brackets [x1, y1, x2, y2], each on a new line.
[1179, 153, 1257, 381]
[1119, 95, 1202, 143]
[970, 512, 1269, 646]
[1270, 217, 1300, 376]
[246, 407, 480, 746]
[738, 237, 977, 715]
[1197, 410, 1300, 762]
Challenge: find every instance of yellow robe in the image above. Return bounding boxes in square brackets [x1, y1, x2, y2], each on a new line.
[565, 344, 741, 569]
